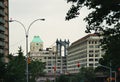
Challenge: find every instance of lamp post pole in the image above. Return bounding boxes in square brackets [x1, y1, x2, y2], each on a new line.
[9, 18, 45, 82]
[99, 64, 112, 82]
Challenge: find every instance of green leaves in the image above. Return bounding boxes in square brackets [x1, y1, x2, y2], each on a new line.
[5, 47, 45, 82]
[66, 0, 120, 33]
[66, 5, 80, 20]
[78, 67, 95, 82]
[29, 60, 45, 79]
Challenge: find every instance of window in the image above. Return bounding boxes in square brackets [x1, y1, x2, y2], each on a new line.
[89, 50, 94, 53]
[95, 41, 97, 44]
[95, 54, 99, 57]
[89, 54, 94, 57]
[95, 63, 99, 66]
[89, 45, 94, 48]
[89, 41, 91, 44]
[48, 67, 51, 69]
[48, 57, 51, 59]
[89, 59, 93, 61]
[95, 45, 99, 48]
[95, 50, 99, 53]
[95, 59, 99, 61]
[48, 70, 51, 72]
[89, 63, 93, 66]
[36, 43, 39, 45]
[57, 60, 61, 62]
[92, 41, 94, 44]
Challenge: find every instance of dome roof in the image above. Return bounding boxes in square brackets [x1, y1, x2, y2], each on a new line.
[32, 36, 43, 43]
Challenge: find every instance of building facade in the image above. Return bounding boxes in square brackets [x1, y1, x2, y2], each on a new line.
[67, 34, 103, 73]
[0, 0, 9, 62]
[30, 36, 67, 75]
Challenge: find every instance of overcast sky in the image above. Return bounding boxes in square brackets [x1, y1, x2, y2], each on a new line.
[9, 0, 89, 54]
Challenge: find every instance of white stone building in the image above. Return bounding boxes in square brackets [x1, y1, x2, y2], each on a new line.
[30, 36, 67, 75]
[67, 34, 104, 74]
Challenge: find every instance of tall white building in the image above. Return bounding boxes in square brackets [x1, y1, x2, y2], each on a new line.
[67, 34, 103, 73]
[30, 36, 67, 75]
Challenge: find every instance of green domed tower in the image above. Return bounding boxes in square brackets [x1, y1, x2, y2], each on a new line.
[30, 36, 43, 52]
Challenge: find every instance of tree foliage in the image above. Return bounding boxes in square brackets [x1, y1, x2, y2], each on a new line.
[5, 47, 45, 82]
[99, 24, 120, 81]
[66, 0, 120, 69]
[77, 67, 96, 82]
[5, 47, 26, 82]
[66, 0, 120, 32]
[56, 75, 70, 82]
[66, 0, 120, 81]
[56, 67, 96, 82]
[29, 59, 46, 82]
[0, 51, 6, 81]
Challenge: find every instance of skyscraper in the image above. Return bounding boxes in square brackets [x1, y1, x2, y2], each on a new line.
[0, 0, 9, 62]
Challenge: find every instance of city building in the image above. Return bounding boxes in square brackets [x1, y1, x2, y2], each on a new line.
[30, 36, 68, 75]
[67, 34, 103, 74]
[0, 0, 9, 62]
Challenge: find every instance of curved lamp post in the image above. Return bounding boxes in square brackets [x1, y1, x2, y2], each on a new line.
[9, 18, 45, 82]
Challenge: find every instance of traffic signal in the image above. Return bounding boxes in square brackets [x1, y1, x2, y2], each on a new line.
[27, 57, 31, 64]
[77, 62, 80, 67]
[53, 65, 56, 71]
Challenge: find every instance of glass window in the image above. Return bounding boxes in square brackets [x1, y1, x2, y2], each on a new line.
[48, 57, 51, 59]
[95, 59, 99, 61]
[89, 54, 94, 57]
[89, 50, 94, 53]
[89, 59, 93, 61]
[89, 45, 94, 48]
[89, 41, 91, 44]
[36, 43, 39, 45]
[95, 50, 99, 53]
[95, 54, 99, 57]
[95, 45, 99, 48]
[89, 63, 93, 66]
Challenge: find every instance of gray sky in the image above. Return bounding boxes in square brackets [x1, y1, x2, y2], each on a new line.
[9, 0, 89, 54]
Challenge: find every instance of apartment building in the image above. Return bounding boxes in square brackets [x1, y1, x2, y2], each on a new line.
[67, 34, 103, 73]
[0, 0, 9, 62]
[30, 36, 67, 75]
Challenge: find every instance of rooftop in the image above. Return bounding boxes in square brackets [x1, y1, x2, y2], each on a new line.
[32, 36, 43, 43]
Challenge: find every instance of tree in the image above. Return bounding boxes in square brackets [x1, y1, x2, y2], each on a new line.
[29, 59, 46, 82]
[66, 0, 120, 33]
[77, 67, 96, 82]
[66, 0, 120, 81]
[0, 52, 6, 81]
[5, 46, 46, 82]
[56, 74, 70, 82]
[5, 47, 26, 82]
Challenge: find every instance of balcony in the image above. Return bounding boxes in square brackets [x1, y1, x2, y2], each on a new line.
[0, 33, 4, 40]
[0, 17, 5, 24]
[0, 41, 4, 47]
[0, 1, 4, 9]
[0, 26, 5, 32]
[0, 49, 4, 54]
[0, 10, 5, 16]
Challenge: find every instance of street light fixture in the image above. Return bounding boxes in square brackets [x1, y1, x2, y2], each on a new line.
[9, 18, 45, 82]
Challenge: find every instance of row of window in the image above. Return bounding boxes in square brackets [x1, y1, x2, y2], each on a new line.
[89, 45, 100, 48]
[89, 50, 100, 53]
[46, 66, 66, 69]
[89, 40, 100, 44]
[89, 54, 100, 57]
[89, 58, 99, 62]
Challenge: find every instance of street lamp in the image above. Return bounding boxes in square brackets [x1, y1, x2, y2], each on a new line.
[9, 18, 45, 82]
